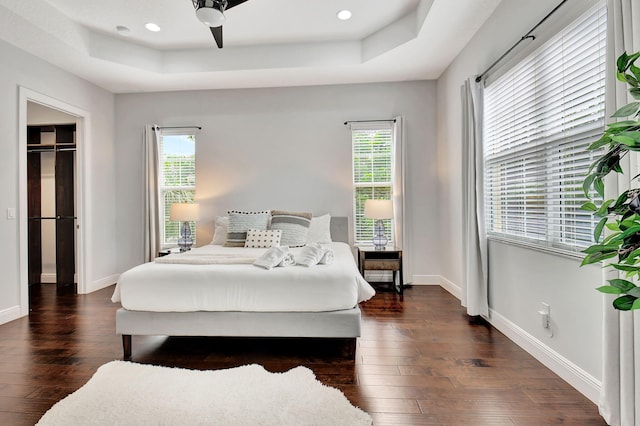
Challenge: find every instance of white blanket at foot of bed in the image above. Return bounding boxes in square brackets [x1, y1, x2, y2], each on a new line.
[112, 242, 374, 313]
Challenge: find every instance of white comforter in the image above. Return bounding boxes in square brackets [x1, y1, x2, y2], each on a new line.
[112, 242, 375, 313]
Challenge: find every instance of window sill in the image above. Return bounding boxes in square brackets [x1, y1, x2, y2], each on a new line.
[487, 235, 585, 262]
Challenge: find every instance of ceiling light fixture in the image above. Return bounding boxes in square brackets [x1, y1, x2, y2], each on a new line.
[145, 22, 161, 32]
[194, 0, 227, 28]
[337, 10, 352, 21]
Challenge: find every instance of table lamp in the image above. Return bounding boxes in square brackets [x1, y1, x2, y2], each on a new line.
[364, 199, 393, 250]
[170, 203, 200, 252]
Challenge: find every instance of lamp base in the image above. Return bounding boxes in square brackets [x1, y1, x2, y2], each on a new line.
[178, 221, 194, 252]
[372, 219, 388, 251]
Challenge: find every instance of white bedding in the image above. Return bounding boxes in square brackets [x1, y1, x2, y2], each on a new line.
[112, 242, 375, 313]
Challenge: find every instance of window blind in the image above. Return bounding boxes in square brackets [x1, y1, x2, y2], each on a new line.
[351, 123, 394, 246]
[483, 4, 606, 252]
[158, 134, 196, 246]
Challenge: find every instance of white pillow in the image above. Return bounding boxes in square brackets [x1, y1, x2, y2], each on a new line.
[210, 216, 229, 245]
[244, 228, 282, 248]
[307, 214, 332, 244]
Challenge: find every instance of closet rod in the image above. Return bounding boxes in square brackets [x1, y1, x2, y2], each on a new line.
[344, 119, 396, 125]
[29, 216, 77, 220]
[26, 148, 55, 153]
[475, 0, 568, 83]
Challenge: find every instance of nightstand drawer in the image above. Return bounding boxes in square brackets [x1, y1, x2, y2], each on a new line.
[362, 259, 400, 271]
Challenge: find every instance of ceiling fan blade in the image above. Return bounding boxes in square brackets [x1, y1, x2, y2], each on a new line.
[210, 26, 223, 48]
[226, 0, 249, 10]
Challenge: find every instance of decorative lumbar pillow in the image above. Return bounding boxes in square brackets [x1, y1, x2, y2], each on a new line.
[244, 228, 282, 248]
[224, 211, 270, 247]
[270, 210, 313, 247]
[307, 214, 333, 244]
[210, 216, 229, 245]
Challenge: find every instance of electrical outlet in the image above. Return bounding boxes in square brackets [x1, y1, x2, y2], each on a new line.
[538, 303, 550, 329]
[541, 302, 550, 316]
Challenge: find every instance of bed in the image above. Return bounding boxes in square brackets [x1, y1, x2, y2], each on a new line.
[112, 216, 374, 359]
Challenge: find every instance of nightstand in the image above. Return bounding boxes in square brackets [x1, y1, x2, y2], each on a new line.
[158, 248, 181, 257]
[357, 247, 404, 294]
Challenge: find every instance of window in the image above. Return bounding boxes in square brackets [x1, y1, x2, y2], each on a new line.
[158, 132, 196, 247]
[351, 122, 395, 246]
[483, 4, 606, 252]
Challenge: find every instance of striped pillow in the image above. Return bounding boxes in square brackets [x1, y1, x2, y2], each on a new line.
[270, 210, 313, 247]
[224, 211, 271, 247]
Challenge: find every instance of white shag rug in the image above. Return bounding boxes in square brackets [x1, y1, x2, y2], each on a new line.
[37, 361, 372, 426]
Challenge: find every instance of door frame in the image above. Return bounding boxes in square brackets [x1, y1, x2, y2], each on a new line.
[18, 87, 91, 315]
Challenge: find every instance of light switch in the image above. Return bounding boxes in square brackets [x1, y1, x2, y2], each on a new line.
[7, 208, 15, 220]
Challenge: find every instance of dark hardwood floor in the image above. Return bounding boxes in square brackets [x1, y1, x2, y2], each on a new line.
[0, 284, 605, 425]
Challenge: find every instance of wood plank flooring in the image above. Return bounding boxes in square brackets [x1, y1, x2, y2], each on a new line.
[0, 284, 605, 425]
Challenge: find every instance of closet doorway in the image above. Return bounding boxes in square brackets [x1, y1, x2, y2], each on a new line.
[26, 102, 77, 294]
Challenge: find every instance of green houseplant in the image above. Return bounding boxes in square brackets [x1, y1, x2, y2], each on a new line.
[581, 51, 640, 310]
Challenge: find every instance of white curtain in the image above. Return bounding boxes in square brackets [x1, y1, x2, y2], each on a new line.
[461, 78, 489, 317]
[143, 125, 161, 262]
[392, 116, 409, 282]
[601, 2, 640, 424]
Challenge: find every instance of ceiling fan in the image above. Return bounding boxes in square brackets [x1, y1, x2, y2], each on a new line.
[192, 0, 249, 48]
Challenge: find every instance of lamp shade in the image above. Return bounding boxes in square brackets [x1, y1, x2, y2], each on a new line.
[196, 7, 225, 27]
[364, 199, 393, 220]
[170, 203, 200, 221]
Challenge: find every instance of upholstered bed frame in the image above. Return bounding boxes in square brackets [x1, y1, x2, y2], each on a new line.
[116, 217, 361, 359]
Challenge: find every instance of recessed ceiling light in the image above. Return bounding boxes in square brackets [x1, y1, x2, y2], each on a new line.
[145, 22, 161, 32]
[337, 10, 352, 21]
[116, 25, 131, 36]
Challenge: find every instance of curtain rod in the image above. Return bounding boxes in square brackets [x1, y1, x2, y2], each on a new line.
[154, 125, 202, 130]
[344, 119, 396, 125]
[475, 0, 568, 83]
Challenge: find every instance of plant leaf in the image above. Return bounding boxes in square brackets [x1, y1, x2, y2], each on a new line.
[594, 177, 605, 198]
[612, 102, 640, 118]
[582, 244, 620, 254]
[612, 134, 639, 147]
[630, 88, 640, 100]
[613, 295, 636, 310]
[583, 174, 596, 197]
[594, 217, 608, 242]
[606, 120, 638, 130]
[607, 278, 636, 292]
[595, 199, 614, 217]
[617, 70, 629, 83]
[581, 202, 597, 212]
[632, 298, 640, 310]
[627, 287, 640, 298]
[617, 52, 629, 73]
[588, 134, 612, 150]
[611, 263, 640, 272]
[597, 285, 623, 294]
[581, 251, 618, 266]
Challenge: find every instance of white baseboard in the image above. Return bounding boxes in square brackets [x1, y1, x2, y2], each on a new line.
[0, 305, 24, 326]
[439, 276, 462, 299]
[437, 275, 600, 405]
[84, 274, 119, 294]
[488, 308, 601, 404]
[41, 273, 56, 283]
[411, 275, 440, 285]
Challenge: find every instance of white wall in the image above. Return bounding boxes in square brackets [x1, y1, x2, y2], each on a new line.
[114, 81, 439, 282]
[0, 38, 118, 324]
[436, 0, 604, 401]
